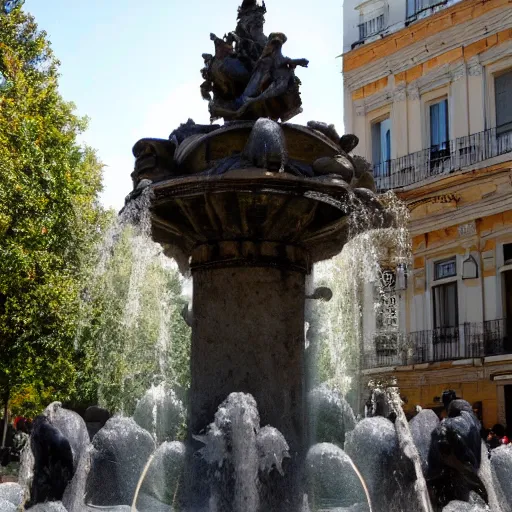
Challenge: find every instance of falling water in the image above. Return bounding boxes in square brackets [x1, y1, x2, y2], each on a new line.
[313, 191, 411, 405]
[75, 189, 191, 414]
[195, 393, 289, 512]
[385, 380, 434, 512]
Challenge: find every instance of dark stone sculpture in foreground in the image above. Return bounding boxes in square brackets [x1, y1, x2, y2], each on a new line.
[26, 416, 73, 507]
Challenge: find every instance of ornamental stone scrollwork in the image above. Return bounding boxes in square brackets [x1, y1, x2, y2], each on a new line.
[409, 193, 460, 211]
[457, 221, 477, 238]
[393, 84, 407, 102]
[375, 268, 399, 332]
[450, 61, 467, 82]
[467, 58, 483, 77]
[407, 86, 420, 101]
[355, 103, 367, 117]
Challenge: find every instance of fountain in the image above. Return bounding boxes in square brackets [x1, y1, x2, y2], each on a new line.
[5, 1, 512, 511]
[128, 1, 388, 509]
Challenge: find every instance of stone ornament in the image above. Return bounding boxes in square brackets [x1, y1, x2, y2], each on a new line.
[450, 61, 467, 82]
[407, 87, 420, 101]
[393, 84, 407, 102]
[467, 59, 483, 77]
[200, 0, 309, 123]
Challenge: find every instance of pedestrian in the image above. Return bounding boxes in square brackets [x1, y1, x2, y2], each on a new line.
[487, 424, 507, 449]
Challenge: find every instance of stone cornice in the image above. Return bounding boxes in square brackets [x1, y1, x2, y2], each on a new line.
[478, 39, 512, 65]
[343, 7, 512, 90]
[408, 189, 512, 237]
[413, 63, 452, 95]
[354, 89, 394, 113]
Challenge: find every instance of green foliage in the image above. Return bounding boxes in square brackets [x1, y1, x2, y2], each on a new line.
[75, 222, 191, 415]
[0, 8, 106, 416]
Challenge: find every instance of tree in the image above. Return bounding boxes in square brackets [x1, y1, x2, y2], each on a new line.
[0, 5, 106, 436]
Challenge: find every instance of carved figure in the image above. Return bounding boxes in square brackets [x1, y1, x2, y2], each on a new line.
[235, 33, 309, 117]
[307, 121, 341, 146]
[427, 398, 488, 508]
[202, 1, 308, 122]
[26, 415, 74, 507]
[131, 138, 178, 188]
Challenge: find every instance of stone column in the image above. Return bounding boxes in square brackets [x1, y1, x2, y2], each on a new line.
[467, 58, 485, 134]
[391, 82, 408, 159]
[407, 86, 422, 153]
[190, 265, 306, 452]
[450, 61, 469, 139]
[354, 101, 369, 160]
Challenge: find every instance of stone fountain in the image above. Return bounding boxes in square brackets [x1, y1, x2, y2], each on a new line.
[129, 0, 387, 509]
[7, 4, 512, 511]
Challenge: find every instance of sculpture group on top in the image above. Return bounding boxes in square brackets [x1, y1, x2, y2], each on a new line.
[200, 0, 309, 123]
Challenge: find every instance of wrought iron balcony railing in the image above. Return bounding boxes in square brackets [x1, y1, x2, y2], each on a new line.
[362, 319, 511, 369]
[406, 0, 447, 20]
[358, 14, 386, 41]
[373, 127, 512, 192]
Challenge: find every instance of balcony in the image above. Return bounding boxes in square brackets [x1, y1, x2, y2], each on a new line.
[362, 319, 511, 369]
[357, 14, 386, 42]
[406, 0, 448, 21]
[373, 127, 512, 192]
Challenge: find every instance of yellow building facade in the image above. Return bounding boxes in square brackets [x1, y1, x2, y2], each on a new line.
[342, 0, 512, 428]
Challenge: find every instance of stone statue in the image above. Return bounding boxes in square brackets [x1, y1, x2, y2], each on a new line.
[201, 0, 308, 122]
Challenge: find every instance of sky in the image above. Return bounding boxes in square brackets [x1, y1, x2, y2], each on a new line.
[24, 0, 344, 210]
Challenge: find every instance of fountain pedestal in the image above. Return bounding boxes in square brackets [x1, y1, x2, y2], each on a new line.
[191, 262, 306, 457]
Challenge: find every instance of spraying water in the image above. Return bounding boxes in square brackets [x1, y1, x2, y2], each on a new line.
[314, 192, 410, 405]
[75, 189, 191, 414]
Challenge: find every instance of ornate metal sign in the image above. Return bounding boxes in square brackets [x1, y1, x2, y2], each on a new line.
[376, 268, 398, 332]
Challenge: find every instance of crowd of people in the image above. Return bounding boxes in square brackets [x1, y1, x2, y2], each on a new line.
[485, 423, 510, 449]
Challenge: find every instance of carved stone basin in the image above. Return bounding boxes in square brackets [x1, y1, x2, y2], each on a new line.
[150, 168, 384, 273]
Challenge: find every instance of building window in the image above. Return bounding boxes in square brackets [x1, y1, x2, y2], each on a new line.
[504, 243, 512, 265]
[406, 0, 447, 20]
[433, 280, 458, 328]
[429, 98, 450, 170]
[495, 69, 512, 136]
[371, 117, 391, 177]
[432, 258, 458, 357]
[358, 14, 385, 41]
[430, 99, 449, 149]
[434, 257, 456, 280]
